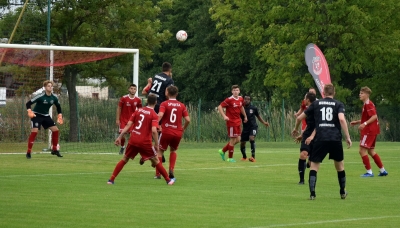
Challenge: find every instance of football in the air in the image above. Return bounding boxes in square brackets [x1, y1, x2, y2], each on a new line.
[176, 30, 188, 42]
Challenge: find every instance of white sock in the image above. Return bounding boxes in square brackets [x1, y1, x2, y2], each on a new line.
[380, 168, 386, 173]
[367, 169, 373, 174]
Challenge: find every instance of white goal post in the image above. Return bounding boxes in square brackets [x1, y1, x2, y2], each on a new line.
[0, 43, 139, 150]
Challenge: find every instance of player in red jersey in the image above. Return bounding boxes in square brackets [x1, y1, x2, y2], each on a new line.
[294, 88, 317, 132]
[107, 94, 175, 185]
[155, 86, 190, 179]
[116, 84, 142, 154]
[217, 85, 247, 162]
[350, 86, 388, 177]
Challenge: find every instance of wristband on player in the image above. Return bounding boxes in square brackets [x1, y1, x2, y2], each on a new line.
[363, 122, 367, 126]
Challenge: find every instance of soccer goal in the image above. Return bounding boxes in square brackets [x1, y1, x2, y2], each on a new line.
[0, 43, 140, 154]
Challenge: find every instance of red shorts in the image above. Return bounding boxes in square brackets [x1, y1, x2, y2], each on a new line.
[159, 133, 182, 151]
[119, 121, 128, 133]
[124, 143, 157, 161]
[360, 134, 377, 149]
[227, 125, 241, 138]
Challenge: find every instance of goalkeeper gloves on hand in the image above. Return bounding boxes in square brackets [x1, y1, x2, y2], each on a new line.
[27, 109, 36, 118]
[57, 114, 63, 125]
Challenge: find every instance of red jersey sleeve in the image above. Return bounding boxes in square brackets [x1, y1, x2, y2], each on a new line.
[182, 104, 189, 117]
[136, 97, 143, 108]
[152, 112, 159, 128]
[220, 98, 230, 108]
[118, 97, 124, 107]
[159, 101, 167, 113]
[301, 100, 306, 110]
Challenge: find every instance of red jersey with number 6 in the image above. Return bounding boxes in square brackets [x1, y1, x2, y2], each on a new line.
[361, 100, 380, 135]
[128, 107, 158, 146]
[220, 96, 243, 127]
[159, 99, 189, 137]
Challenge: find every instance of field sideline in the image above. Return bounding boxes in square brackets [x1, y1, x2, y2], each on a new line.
[0, 142, 399, 228]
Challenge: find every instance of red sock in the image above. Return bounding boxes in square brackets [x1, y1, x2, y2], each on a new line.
[121, 137, 126, 147]
[222, 143, 230, 152]
[372, 153, 383, 168]
[228, 145, 234, 158]
[110, 160, 127, 181]
[169, 151, 177, 172]
[362, 155, 371, 170]
[51, 130, 59, 151]
[156, 162, 170, 182]
[155, 156, 163, 176]
[27, 132, 38, 153]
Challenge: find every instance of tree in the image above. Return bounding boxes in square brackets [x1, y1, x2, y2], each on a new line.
[210, 0, 400, 105]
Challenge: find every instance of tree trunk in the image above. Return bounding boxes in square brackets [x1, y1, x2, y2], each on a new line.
[64, 66, 79, 142]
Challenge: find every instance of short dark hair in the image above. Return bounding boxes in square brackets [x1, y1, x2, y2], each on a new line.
[129, 84, 137, 88]
[162, 62, 172, 72]
[167, 85, 178, 96]
[306, 92, 316, 103]
[147, 94, 157, 105]
[243, 94, 251, 100]
[231, 85, 240, 90]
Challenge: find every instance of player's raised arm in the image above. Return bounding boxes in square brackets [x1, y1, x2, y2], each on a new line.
[142, 78, 152, 95]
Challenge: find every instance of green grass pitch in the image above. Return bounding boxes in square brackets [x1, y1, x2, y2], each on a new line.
[1, 142, 399, 228]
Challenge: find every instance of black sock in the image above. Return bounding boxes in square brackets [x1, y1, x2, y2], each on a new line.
[298, 159, 306, 181]
[250, 140, 255, 158]
[240, 146, 246, 159]
[337, 170, 346, 194]
[309, 170, 317, 197]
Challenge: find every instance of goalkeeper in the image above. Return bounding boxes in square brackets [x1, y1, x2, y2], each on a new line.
[25, 80, 64, 159]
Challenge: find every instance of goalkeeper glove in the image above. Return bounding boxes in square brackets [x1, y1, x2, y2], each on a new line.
[27, 109, 36, 118]
[57, 114, 63, 125]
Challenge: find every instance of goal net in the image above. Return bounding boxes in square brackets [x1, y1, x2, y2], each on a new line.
[0, 43, 140, 154]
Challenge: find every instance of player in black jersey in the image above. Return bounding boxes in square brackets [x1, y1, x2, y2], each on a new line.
[298, 84, 352, 200]
[142, 62, 174, 164]
[240, 95, 269, 162]
[292, 92, 316, 185]
[142, 62, 174, 113]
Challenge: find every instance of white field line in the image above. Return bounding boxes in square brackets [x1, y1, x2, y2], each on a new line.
[249, 215, 400, 228]
[1, 160, 399, 178]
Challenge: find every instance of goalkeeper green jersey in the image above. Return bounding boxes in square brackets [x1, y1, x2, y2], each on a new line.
[30, 92, 61, 116]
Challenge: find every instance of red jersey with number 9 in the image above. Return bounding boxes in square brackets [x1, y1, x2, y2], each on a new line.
[361, 100, 380, 135]
[128, 107, 159, 146]
[159, 99, 189, 137]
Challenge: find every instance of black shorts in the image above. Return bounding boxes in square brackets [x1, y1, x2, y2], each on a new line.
[300, 139, 313, 154]
[310, 141, 344, 163]
[241, 127, 258, 142]
[30, 114, 56, 130]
